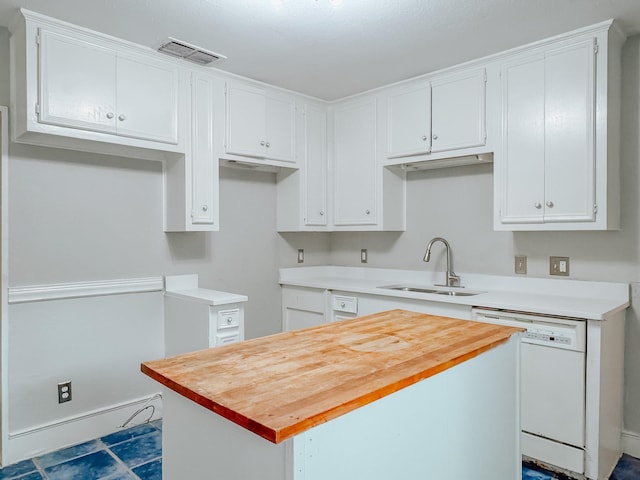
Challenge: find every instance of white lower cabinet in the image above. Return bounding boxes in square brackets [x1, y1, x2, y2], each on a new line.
[282, 286, 326, 332]
[164, 275, 247, 356]
[496, 21, 623, 231]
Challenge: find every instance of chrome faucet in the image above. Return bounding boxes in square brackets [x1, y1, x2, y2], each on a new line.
[423, 237, 460, 287]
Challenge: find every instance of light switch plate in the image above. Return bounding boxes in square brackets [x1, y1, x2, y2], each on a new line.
[515, 255, 527, 275]
[550, 256, 570, 276]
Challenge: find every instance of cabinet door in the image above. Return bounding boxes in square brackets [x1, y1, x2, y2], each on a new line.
[431, 68, 486, 153]
[386, 83, 431, 158]
[304, 105, 328, 226]
[191, 73, 215, 225]
[39, 29, 117, 133]
[501, 55, 546, 224]
[266, 95, 295, 162]
[116, 55, 179, 144]
[225, 83, 267, 158]
[543, 41, 596, 223]
[333, 99, 377, 226]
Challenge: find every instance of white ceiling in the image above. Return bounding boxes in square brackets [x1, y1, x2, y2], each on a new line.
[2, 0, 640, 100]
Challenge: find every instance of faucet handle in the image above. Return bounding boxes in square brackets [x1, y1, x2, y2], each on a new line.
[447, 272, 461, 287]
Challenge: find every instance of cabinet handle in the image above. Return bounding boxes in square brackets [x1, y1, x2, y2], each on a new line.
[202, 205, 208, 212]
[534, 202, 542, 209]
[260, 140, 266, 146]
[118, 114, 126, 121]
[421, 135, 427, 141]
[432, 134, 438, 140]
[106, 112, 114, 119]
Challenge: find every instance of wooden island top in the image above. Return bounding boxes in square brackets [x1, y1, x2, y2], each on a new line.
[141, 309, 521, 444]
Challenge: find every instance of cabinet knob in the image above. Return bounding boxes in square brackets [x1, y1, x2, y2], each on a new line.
[534, 202, 542, 209]
[341, 302, 346, 308]
[546, 201, 554, 208]
[202, 205, 208, 212]
[421, 135, 427, 141]
[260, 140, 266, 146]
[319, 210, 324, 216]
[365, 209, 370, 215]
[118, 114, 126, 121]
[106, 112, 114, 119]
[265, 142, 270, 148]
[226, 316, 233, 324]
[432, 134, 438, 140]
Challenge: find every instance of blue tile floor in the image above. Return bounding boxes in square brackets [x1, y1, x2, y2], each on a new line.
[0, 419, 638, 479]
[0, 420, 161, 480]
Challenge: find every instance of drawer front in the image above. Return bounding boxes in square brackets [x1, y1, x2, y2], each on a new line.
[332, 295, 358, 314]
[215, 331, 240, 346]
[217, 308, 240, 329]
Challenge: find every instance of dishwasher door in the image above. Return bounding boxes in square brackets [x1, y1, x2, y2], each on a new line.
[472, 308, 587, 473]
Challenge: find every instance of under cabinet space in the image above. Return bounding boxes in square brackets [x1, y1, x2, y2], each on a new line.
[225, 82, 296, 164]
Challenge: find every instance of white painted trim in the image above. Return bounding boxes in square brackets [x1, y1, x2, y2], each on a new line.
[622, 430, 640, 458]
[8, 393, 162, 439]
[8, 277, 164, 304]
[1, 106, 10, 466]
[5, 393, 163, 465]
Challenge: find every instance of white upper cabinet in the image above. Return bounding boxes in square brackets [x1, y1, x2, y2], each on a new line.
[276, 102, 328, 232]
[496, 21, 622, 231]
[386, 83, 431, 158]
[39, 29, 178, 144]
[303, 105, 328, 227]
[431, 69, 486, 153]
[386, 68, 486, 161]
[332, 98, 378, 226]
[225, 82, 296, 163]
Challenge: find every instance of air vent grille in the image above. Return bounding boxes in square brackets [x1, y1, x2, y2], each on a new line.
[158, 38, 226, 66]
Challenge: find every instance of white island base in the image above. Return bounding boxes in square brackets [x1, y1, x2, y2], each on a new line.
[161, 337, 520, 480]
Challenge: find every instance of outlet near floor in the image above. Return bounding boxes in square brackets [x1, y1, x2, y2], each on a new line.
[58, 381, 72, 403]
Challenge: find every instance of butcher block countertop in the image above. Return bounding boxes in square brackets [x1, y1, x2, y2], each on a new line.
[141, 309, 522, 444]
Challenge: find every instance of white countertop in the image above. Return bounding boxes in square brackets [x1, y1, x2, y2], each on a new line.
[279, 266, 629, 320]
[164, 274, 248, 306]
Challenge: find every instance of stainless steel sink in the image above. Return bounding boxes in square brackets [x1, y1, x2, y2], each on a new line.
[380, 285, 484, 297]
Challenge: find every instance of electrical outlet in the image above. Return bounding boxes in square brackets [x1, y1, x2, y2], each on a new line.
[297, 249, 304, 264]
[550, 256, 570, 276]
[515, 255, 527, 274]
[360, 249, 368, 263]
[58, 381, 72, 403]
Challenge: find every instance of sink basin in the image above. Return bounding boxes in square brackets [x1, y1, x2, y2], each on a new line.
[379, 285, 484, 297]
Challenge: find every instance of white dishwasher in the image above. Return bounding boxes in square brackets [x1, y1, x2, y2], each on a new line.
[472, 308, 587, 474]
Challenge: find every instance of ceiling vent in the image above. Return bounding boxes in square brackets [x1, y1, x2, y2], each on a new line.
[157, 38, 226, 66]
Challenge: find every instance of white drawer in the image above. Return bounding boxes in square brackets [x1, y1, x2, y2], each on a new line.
[332, 295, 358, 314]
[217, 309, 240, 329]
[215, 331, 240, 346]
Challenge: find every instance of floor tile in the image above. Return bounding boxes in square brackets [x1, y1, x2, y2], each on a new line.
[522, 466, 556, 479]
[610, 453, 640, 480]
[101, 423, 158, 447]
[150, 419, 162, 431]
[133, 459, 162, 480]
[44, 450, 127, 480]
[16, 473, 45, 480]
[108, 431, 162, 468]
[35, 439, 103, 468]
[0, 458, 37, 479]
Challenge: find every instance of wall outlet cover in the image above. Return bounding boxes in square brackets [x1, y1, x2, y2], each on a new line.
[550, 256, 570, 276]
[515, 255, 527, 275]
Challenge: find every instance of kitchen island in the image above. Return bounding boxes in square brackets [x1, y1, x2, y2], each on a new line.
[142, 309, 523, 479]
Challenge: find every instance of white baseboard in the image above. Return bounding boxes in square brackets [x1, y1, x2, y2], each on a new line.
[622, 430, 640, 458]
[4, 393, 163, 467]
[8, 277, 164, 304]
